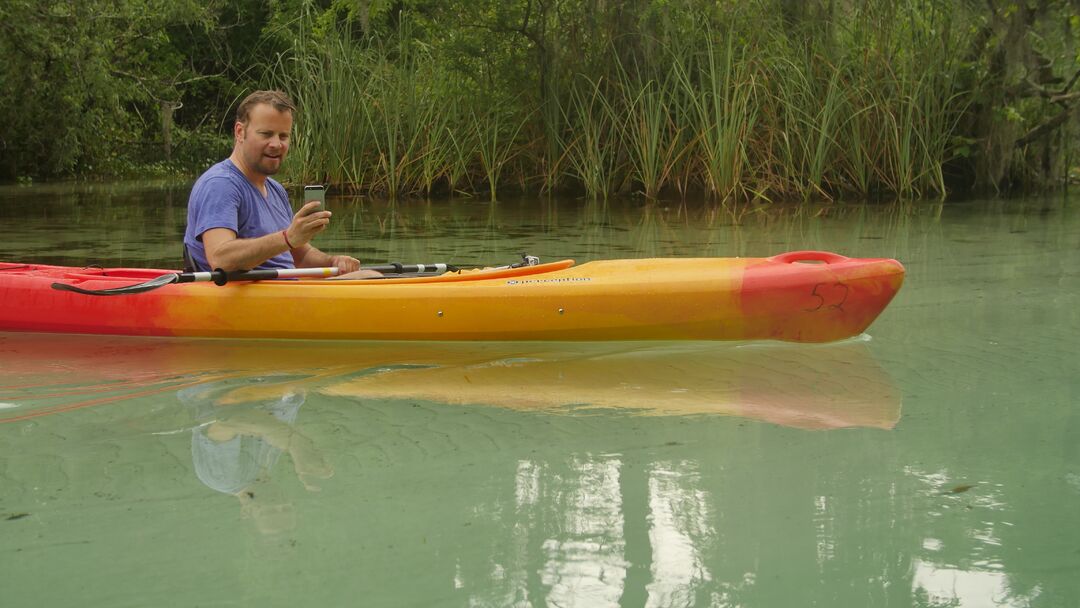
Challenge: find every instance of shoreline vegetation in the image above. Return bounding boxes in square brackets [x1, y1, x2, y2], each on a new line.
[3, 1, 1080, 202]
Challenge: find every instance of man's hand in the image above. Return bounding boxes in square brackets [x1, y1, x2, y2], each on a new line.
[329, 255, 361, 274]
[284, 201, 331, 249]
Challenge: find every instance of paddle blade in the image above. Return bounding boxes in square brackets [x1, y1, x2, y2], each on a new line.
[51, 273, 180, 296]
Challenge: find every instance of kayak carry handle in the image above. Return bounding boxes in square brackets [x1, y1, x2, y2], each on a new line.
[768, 250, 850, 264]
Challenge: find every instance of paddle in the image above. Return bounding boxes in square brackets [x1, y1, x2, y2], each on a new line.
[52, 263, 459, 296]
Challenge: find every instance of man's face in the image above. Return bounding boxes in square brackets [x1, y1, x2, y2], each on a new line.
[235, 103, 293, 176]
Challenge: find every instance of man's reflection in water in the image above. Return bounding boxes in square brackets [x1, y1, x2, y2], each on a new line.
[179, 377, 333, 535]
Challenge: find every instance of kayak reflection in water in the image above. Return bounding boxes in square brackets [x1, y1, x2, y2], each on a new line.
[183, 89, 380, 279]
[179, 377, 333, 535]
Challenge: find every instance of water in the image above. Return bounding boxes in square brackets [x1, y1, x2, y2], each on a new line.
[1, 182, 1078, 607]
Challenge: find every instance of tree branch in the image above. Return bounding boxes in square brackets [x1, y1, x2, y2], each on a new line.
[1023, 68, 1080, 103]
[1016, 106, 1076, 146]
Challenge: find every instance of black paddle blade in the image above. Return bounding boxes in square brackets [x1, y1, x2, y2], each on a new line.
[51, 273, 180, 296]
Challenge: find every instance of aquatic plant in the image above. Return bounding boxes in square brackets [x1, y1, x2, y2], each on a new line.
[253, 1, 1003, 202]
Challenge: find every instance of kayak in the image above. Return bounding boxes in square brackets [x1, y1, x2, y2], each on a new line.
[0, 252, 903, 341]
[0, 251, 904, 342]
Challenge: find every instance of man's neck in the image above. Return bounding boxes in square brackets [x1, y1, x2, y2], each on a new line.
[229, 151, 268, 195]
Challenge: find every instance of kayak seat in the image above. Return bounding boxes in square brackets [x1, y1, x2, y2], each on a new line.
[183, 243, 200, 273]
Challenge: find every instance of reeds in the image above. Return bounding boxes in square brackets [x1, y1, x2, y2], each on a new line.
[473, 104, 528, 201]
[267, 3, 968, 202]
[673, 30, 757, 201]
[615, 65, 682, 198]
[560, 76, 621, 199]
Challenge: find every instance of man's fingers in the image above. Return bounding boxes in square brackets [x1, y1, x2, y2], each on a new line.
[298, 201, 324, 216]
[298, 214, 330, 231]
[288, 206, 333, 247]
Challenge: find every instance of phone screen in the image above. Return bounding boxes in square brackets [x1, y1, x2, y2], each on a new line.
[303, 185, 325, 207]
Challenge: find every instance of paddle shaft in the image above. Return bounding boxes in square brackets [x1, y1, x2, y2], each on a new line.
[184, 267, 341, 285]
[51, 263, 455, 296]
[51, 266, 345, 296]
[182, 264, 456, 284]
[365, 263, 456, 275]
[50, 258, 532, 296]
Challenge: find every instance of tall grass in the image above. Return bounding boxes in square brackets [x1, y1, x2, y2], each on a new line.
[560, 76, 622, 199]
[673, 31, 757, 200]
[267, 4, 967, 202]
[473, 104, 528, 201]
[613, 58, 684, 198]
[762, 54, 848, 200]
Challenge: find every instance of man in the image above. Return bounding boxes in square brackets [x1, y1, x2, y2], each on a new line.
[184, 90, 378, 278]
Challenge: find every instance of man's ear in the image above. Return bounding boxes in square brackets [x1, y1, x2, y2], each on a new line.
[234, 121, 245, 141]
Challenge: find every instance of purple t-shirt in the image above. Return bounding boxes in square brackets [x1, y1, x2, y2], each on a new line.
[184, 159, 295, 271]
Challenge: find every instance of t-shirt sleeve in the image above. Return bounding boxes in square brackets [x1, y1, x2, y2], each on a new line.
[188, 176, 242, 241]
[269, 180, 293, 216]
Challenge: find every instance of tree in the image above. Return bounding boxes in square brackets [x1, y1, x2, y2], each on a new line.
[0, 0, 224, 178]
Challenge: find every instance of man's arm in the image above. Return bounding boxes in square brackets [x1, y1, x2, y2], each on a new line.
[203, 201, 333, 271]
[202, 228, 291, 271]
[291, 244, 360, 273]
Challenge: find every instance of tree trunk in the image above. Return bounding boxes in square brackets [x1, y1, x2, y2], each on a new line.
[161, 101, 176, 162]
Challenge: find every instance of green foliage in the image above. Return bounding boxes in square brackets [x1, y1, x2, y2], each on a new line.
[255, 0, 1076, 199]
[561, 76, 622, 199]
[0, 0, 262, 179]
[4, 0, 1080, 197]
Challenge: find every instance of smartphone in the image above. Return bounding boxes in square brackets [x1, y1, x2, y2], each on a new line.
[303, 185, 325, 209]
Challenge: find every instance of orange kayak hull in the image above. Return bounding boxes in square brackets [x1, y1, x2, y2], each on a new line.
[0, 252, 903, 342]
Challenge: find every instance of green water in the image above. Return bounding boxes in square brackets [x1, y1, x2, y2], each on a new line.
[1, 183, 1078, 607]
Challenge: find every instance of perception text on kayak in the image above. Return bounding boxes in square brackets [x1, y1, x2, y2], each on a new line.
[506, 277, 592, 285]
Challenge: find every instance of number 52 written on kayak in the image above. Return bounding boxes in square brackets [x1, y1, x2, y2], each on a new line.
[804, 282, 849, 312]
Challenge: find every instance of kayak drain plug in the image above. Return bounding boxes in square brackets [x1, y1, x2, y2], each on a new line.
[437, 311, 444, 317]
[558, 308, 564, 315]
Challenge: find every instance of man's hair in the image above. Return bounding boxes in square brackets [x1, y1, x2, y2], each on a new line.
[235, 90, 296, 124]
